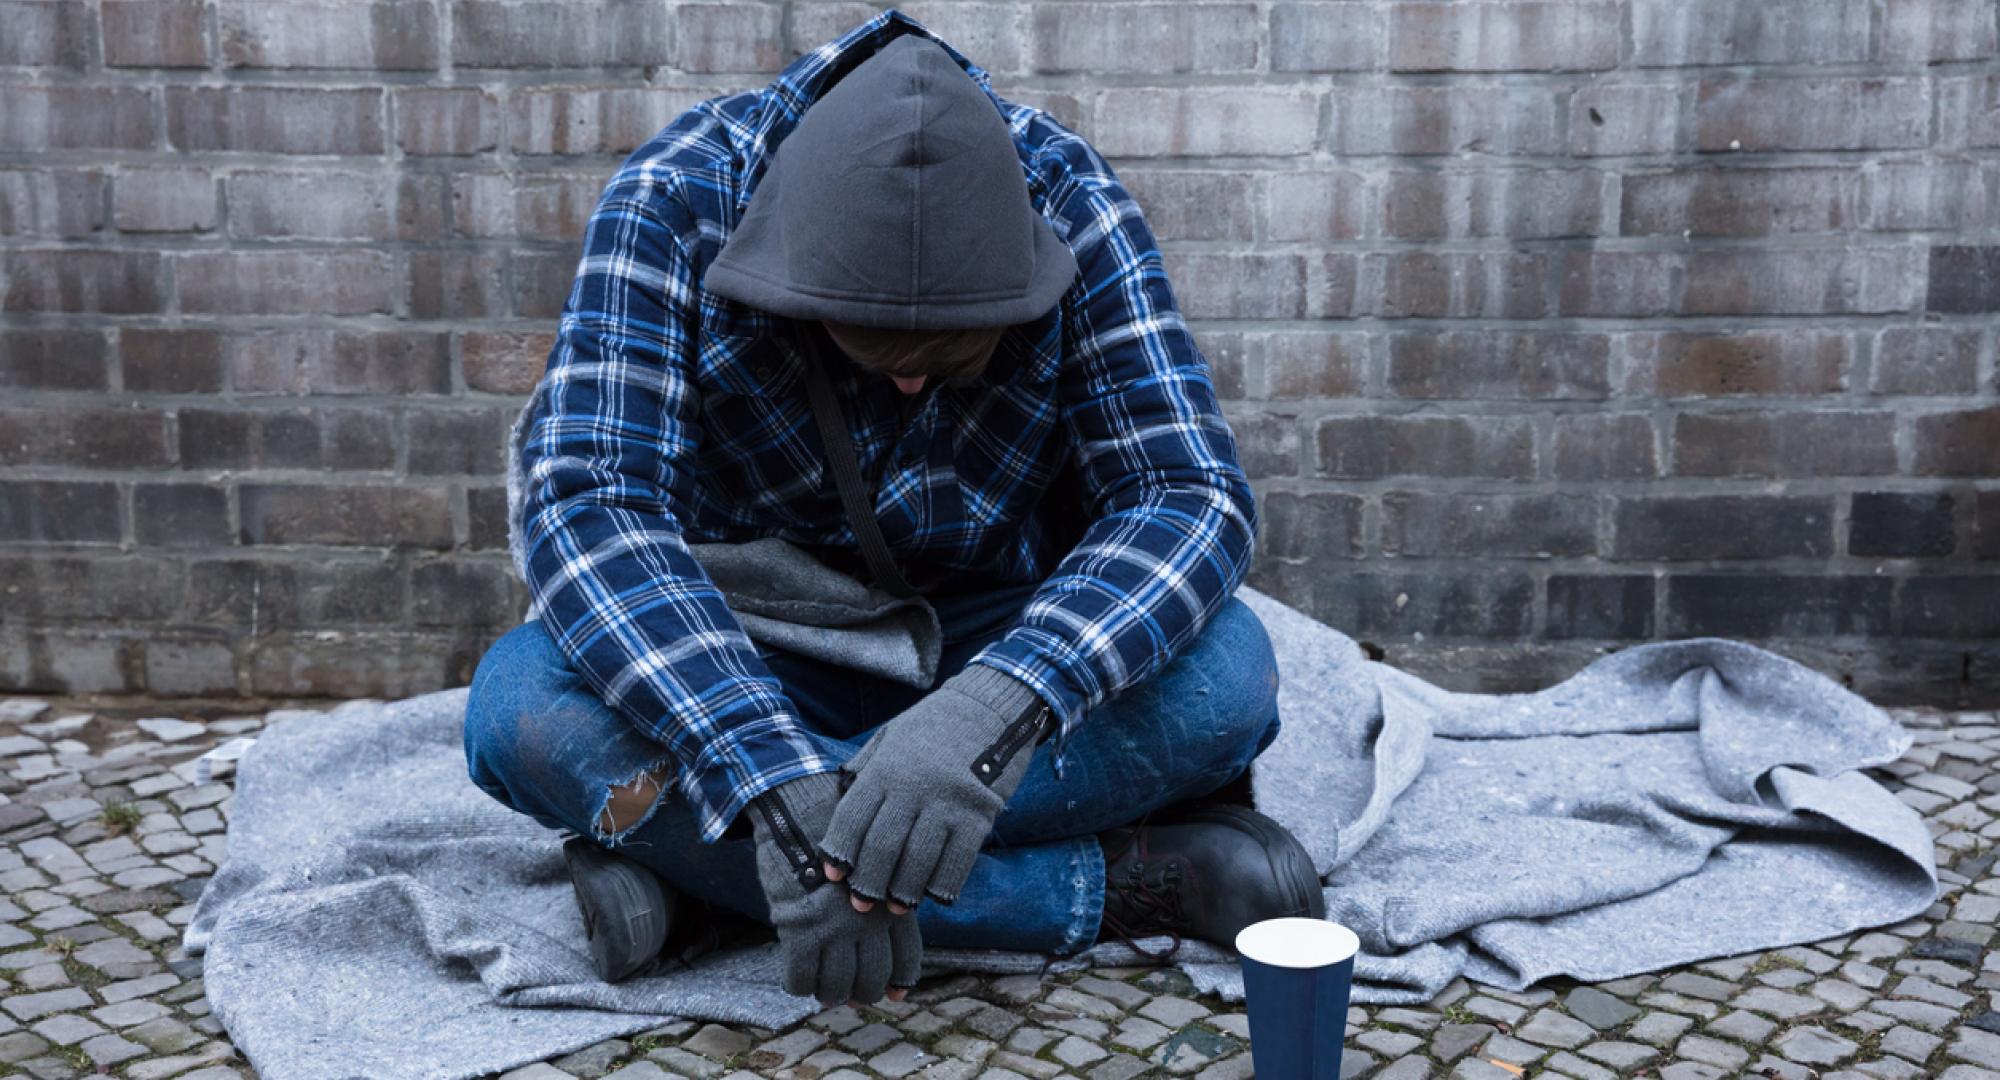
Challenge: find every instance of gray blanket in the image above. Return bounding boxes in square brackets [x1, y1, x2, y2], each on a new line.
[182, 587, 1937, 1080]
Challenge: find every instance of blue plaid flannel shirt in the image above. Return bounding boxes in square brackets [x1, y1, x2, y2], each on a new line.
[516, 9, 1258, 844]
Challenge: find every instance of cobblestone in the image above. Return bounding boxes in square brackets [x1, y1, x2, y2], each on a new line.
[0, 699, 1993, 1080]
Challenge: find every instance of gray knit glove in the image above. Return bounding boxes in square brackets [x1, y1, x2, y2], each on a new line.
[749, 771, 922, 1006]
[819, 665, 1053, 908]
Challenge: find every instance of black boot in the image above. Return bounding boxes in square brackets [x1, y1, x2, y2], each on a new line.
[563, 835, 675, 982]
[1095, 801, 1325, 962]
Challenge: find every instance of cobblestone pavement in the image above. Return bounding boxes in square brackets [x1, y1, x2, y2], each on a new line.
[1, 696, 1996, 1080]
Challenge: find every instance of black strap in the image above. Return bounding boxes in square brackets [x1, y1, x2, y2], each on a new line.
[798, 335, 919, 599]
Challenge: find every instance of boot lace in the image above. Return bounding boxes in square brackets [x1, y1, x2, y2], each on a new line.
[1097, 810, 1186, 963]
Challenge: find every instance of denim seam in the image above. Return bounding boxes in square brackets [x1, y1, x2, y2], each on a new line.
[1057, 832, 1106, 956]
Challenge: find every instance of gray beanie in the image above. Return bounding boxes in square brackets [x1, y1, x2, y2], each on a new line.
[701, 34, 1078, 330]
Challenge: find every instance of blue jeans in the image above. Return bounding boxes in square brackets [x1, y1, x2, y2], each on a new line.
[463, 590, 1280, 956]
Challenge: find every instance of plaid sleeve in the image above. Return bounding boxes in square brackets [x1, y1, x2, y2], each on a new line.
[967, 158, 1259, 777]
[517, 166, 838, 844]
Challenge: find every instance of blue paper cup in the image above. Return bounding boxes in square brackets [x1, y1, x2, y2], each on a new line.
[1235, 916, 1361, 1080]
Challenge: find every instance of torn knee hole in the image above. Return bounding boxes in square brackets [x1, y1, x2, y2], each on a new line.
[597, 766, 665, 836]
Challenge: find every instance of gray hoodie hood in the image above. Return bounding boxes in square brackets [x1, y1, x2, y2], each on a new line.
[701, 34, 1077, 330]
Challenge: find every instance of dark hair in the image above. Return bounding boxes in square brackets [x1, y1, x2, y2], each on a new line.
[821, 320, 1008, 383]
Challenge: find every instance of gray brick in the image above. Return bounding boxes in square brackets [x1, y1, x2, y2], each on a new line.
[2, 249, 167, 314]
[1623, 168, 1852, 237]
[0, 167, 109, 237]
[1882, 0, 2000, 62]
[1671, 412, 1898, 478]
[1316, 415, 1535, 480]
[0, 0, 90, 67]
[220, 0, 437, 68]
[1093, 88, 1319, 157]
[1388, 331, 1608, 399]
[238, 484, 454, 548]
[395, 87, 500, 155]
[165, 86, 386, 155]
[1612, 496, 1835, 560]
[176, 251, 396, 315]
[449, 0, 672, 67]
[1666, 575, 1894, 637]
[1331, 85, 1564, 156]
[1383, 168, 1603, 239]
[0, 482, 122, 544]
[1871, 326, 1983, 395]
[102, 0, 208, 66]
[1697, 78, 1930, 153]
[226, 170, 446, 241]
[1383, 493, 1597, 558]
[1390, 1, 1619, 72]
[112, 166, 219, 233]
[0, 328, 111, 390]
[1032, 3, 1259, 73]
[1632, 0, 1870, 65]
[674, 2, 784, 73]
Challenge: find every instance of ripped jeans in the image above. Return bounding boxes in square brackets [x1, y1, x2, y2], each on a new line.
[462, 589, 1281, 956]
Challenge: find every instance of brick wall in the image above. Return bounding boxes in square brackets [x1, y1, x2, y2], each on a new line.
[2, 0, 1997, 704]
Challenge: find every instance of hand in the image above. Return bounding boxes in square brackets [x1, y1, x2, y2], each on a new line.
[817, 665, 1050, 911]
[749, 772, 920, 1006]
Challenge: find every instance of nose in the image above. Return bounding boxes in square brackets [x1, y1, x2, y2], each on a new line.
[890, 374, 927, 395]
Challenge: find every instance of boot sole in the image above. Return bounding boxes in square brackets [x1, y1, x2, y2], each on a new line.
[563, 836, 674, 982]
[1165, 802, 1327, 921]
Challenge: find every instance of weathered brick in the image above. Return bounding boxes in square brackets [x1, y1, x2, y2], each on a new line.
[1569, 83, 1682, 156]
[1631, 0, 1870, 65]
[1903, 578, 2000, 638]
[1547, 576, 1654, 639]
[1388, 331, 1608, 399]
[165, 86, 386, 155]
[1268, 2, 1382, 71]
[407, 408, 509, 476]
[1911, 407, 2000, 476]
[0, 406, 171, 468]
[1194, 329, 1250, 399]
[0, 167, 109, 236]
[101, 0, 208, 67]
[1316, 416, 1535, 480]
[449, 0, 672, 67]
[230, 329, 452, 395]
[1382, 493, 1596, 558]
[1222, 411, 1301, 478]
[509, 250, 576, 319]
[1390, 1, 1619, 72]
[176, 251, 396, 315]
[322, 409, 397, 471]
[1672, 412, 1897, 478]
[411, 561, 525, 626]
[1552, 414, 1658, 481]
[1612, 496, 1834, 560]
[0, 85, 156, 151]
[1323, 572, 1537, 637]
[132, 485, 230, 548]
[1927, 246, 2000, 313]
[189, 558, 404, 626]
[1871, 326, 1982, 396]
[1862, 162, 1997, 232]
[1558, 251, 1681, 317]
[0, 0, 90, 67]
[1032, 3, 1258, 73]
[2, 249, 167, 314]
[111, 166, 219, 233]
[143, 638, 237, 696]
[1162, 253, 1308, 320]
[467, 487, 511, 550]
[408, 249, 510, 319]
[461, 331, 553, 395]
[1939, 75, 2000, 148]
[452, 171, 600, 241]
[226, 170, 446, 241]
[178, 407, 324, 470]
[1263, 170, 1366, 243]
[507, 87, 712, 156]
[1623, 168, 1851, 237]
[250, 632, 472, 697]
[673, 2, 784, 72]
[120, 328, 225, 393]
[1093, 88, 1320, 157]
[1121, 169, 1260, 242]
[238, 484, 453, 548]
[1261, 331, 1366, 399]
[895, 3, 1025, 73]
[1625, 330, 1850, 397]
[1681, 249, 1923, 316]
[1382, 168, 1602, 239]
[1330, 85, 1564, 156]
[1977, 492, 2000, 560]
[1850, 493, 1956, 559]
[1666, 576, 1894, 637]
[220, 0, 437, 68]
[1696, 78, 1929, 153]
[0, 556, 181, 621]
[1881, 0, 2000, 62]
[0, 482, 121, 543]
[1256, 491, 1361, 561]
[394, 87, 500, 155]
[1369, 252, 1549, 319]
[0, 328, 111, 390]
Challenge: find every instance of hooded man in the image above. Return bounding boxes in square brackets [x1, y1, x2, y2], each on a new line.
[463, 10, 1324, 1008]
